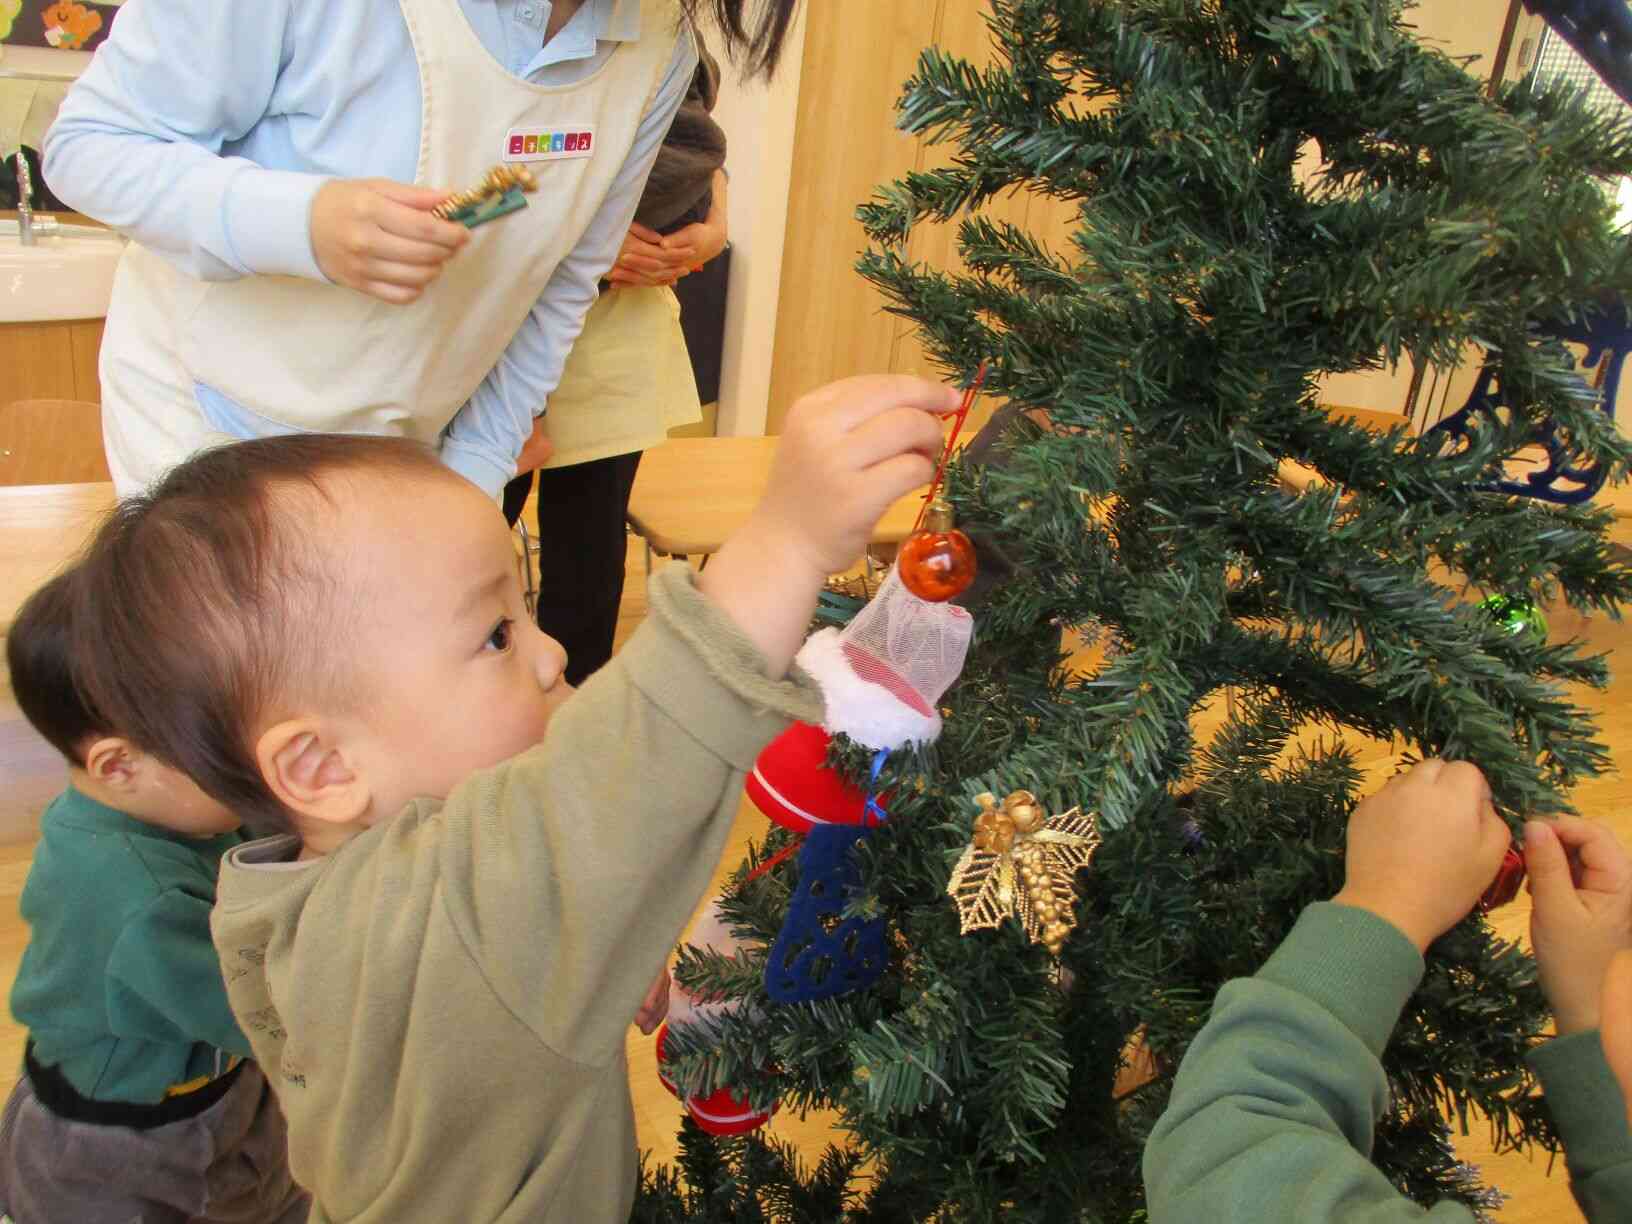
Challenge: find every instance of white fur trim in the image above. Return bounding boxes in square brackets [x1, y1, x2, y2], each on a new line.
[796, 628, 941, 750]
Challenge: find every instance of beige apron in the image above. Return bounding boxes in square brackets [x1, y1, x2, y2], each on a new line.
[540, 282, 701, 470]
[98, 0, 681, 494]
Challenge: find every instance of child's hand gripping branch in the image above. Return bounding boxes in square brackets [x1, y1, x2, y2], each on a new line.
[1332, 758, 1513, 952]
[631, 375, 951, 1040]
[1144, 760, 1632, 1223]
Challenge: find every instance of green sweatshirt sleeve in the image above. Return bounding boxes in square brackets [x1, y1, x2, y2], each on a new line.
[1143, 902, 1477, 1223]
[437, 563, 825, 1069]
[1527, 1030, 1632, 1222]
[105, 888, 254, 1058]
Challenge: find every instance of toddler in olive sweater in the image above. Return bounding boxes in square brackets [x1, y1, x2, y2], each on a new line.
[68, 376, 956, 1223]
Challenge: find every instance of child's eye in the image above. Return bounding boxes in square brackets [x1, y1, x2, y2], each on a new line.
[485, 618, 514, 653]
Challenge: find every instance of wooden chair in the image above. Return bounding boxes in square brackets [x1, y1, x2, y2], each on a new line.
[0, 399, 110, 486]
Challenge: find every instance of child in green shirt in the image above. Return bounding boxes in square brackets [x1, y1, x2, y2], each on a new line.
[1144, 759, 1632, 1222]
[0, 568, 307, 1223]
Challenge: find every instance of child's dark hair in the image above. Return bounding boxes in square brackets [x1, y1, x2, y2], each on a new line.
[684, 0, 801, 78]
[72, 433, 450, 835]
[6, 567, 107, 765]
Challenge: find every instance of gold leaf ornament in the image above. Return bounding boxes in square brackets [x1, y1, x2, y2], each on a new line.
[947, 790, 1102, 956]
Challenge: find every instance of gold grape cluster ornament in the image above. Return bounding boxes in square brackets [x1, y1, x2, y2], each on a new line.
[947, 790, 1102, 956]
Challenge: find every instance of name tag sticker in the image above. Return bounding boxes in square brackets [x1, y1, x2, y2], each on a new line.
[504, 126, 595, 163]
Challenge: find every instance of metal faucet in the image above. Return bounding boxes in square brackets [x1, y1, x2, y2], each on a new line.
[14, 150, 36, 247]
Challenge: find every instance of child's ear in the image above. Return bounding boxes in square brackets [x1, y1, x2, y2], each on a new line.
[257, 721, 370, 827]
[83, 736, 142, 793]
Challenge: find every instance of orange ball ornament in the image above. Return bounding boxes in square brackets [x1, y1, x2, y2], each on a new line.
[898, 500, 977, 602]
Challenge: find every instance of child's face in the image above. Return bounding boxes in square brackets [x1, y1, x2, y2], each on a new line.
[319, 470, 570, 822]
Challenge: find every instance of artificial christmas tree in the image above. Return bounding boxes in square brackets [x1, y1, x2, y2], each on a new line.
[641, 1, 1632, 1218]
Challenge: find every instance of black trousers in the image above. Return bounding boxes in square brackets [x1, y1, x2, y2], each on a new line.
[502, 450, 643, 688]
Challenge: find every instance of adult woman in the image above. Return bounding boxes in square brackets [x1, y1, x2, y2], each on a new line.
[502, 38, 729, 684]
[43, 0, 797, 498]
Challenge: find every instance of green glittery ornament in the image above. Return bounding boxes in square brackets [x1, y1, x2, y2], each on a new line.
[1480, 593, 1548, 643]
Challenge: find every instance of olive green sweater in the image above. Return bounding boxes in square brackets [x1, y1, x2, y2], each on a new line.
[211, 564, 823, 1223]
[1144, 902, 1632, 1222]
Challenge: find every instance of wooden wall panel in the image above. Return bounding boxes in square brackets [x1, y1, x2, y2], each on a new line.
[765, 0, 943, 431]
[0, 320, 102, 407]
[887, 2, 1034, 385]
[768, 1, 1101, 405]
[0, 324, 78, 404]
[68, 319, 104, 403]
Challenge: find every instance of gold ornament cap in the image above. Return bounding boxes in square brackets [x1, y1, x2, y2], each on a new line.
[923, 498, 955, 533]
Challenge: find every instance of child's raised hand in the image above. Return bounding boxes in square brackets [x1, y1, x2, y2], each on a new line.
[1333, 760, 1512, 953]
[697, 376, 957, 675]
[754, 376, 959, 579]
[1524, 817, 1632, 1037]
[310, 178, 470, 304]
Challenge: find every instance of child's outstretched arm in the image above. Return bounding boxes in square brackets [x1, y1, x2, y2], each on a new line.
[1143, 760, 1512, 1223]
[431, 375, 956, 1072]
[698, 375, 958, 674]
[1522, 818, 1632, 1219]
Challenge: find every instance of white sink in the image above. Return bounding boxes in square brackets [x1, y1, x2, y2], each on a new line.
[0, 220, 126, 323]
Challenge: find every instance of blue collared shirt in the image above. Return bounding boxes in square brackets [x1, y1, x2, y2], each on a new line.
[44, 0, 695, 495]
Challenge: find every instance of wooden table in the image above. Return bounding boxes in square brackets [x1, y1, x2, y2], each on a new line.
[0, 482, 114, 634]
[625, 436, 927, 570]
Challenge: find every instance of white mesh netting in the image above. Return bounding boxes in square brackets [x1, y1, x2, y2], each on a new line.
[797, 568, 974, 750]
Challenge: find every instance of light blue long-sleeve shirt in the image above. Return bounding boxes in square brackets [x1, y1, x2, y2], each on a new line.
[43, 0, 695, 496]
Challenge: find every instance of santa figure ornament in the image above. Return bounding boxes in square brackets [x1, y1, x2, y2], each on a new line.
[654, 899, 776, 1135]
[747, 568, 974, 833]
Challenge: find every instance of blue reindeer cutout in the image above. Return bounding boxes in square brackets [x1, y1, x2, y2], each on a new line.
[1426, 303, 1632, 506]
[764, 753, 890, 1004]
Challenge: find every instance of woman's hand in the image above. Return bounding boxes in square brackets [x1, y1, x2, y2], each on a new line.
[515, 416, 554, 475]
[310, 178, 469, 303]
[633, 966, 671, 1035]
[607, 170, 730, 288]
[606, 223, 697, 288]
[659, 215, 727, 274]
